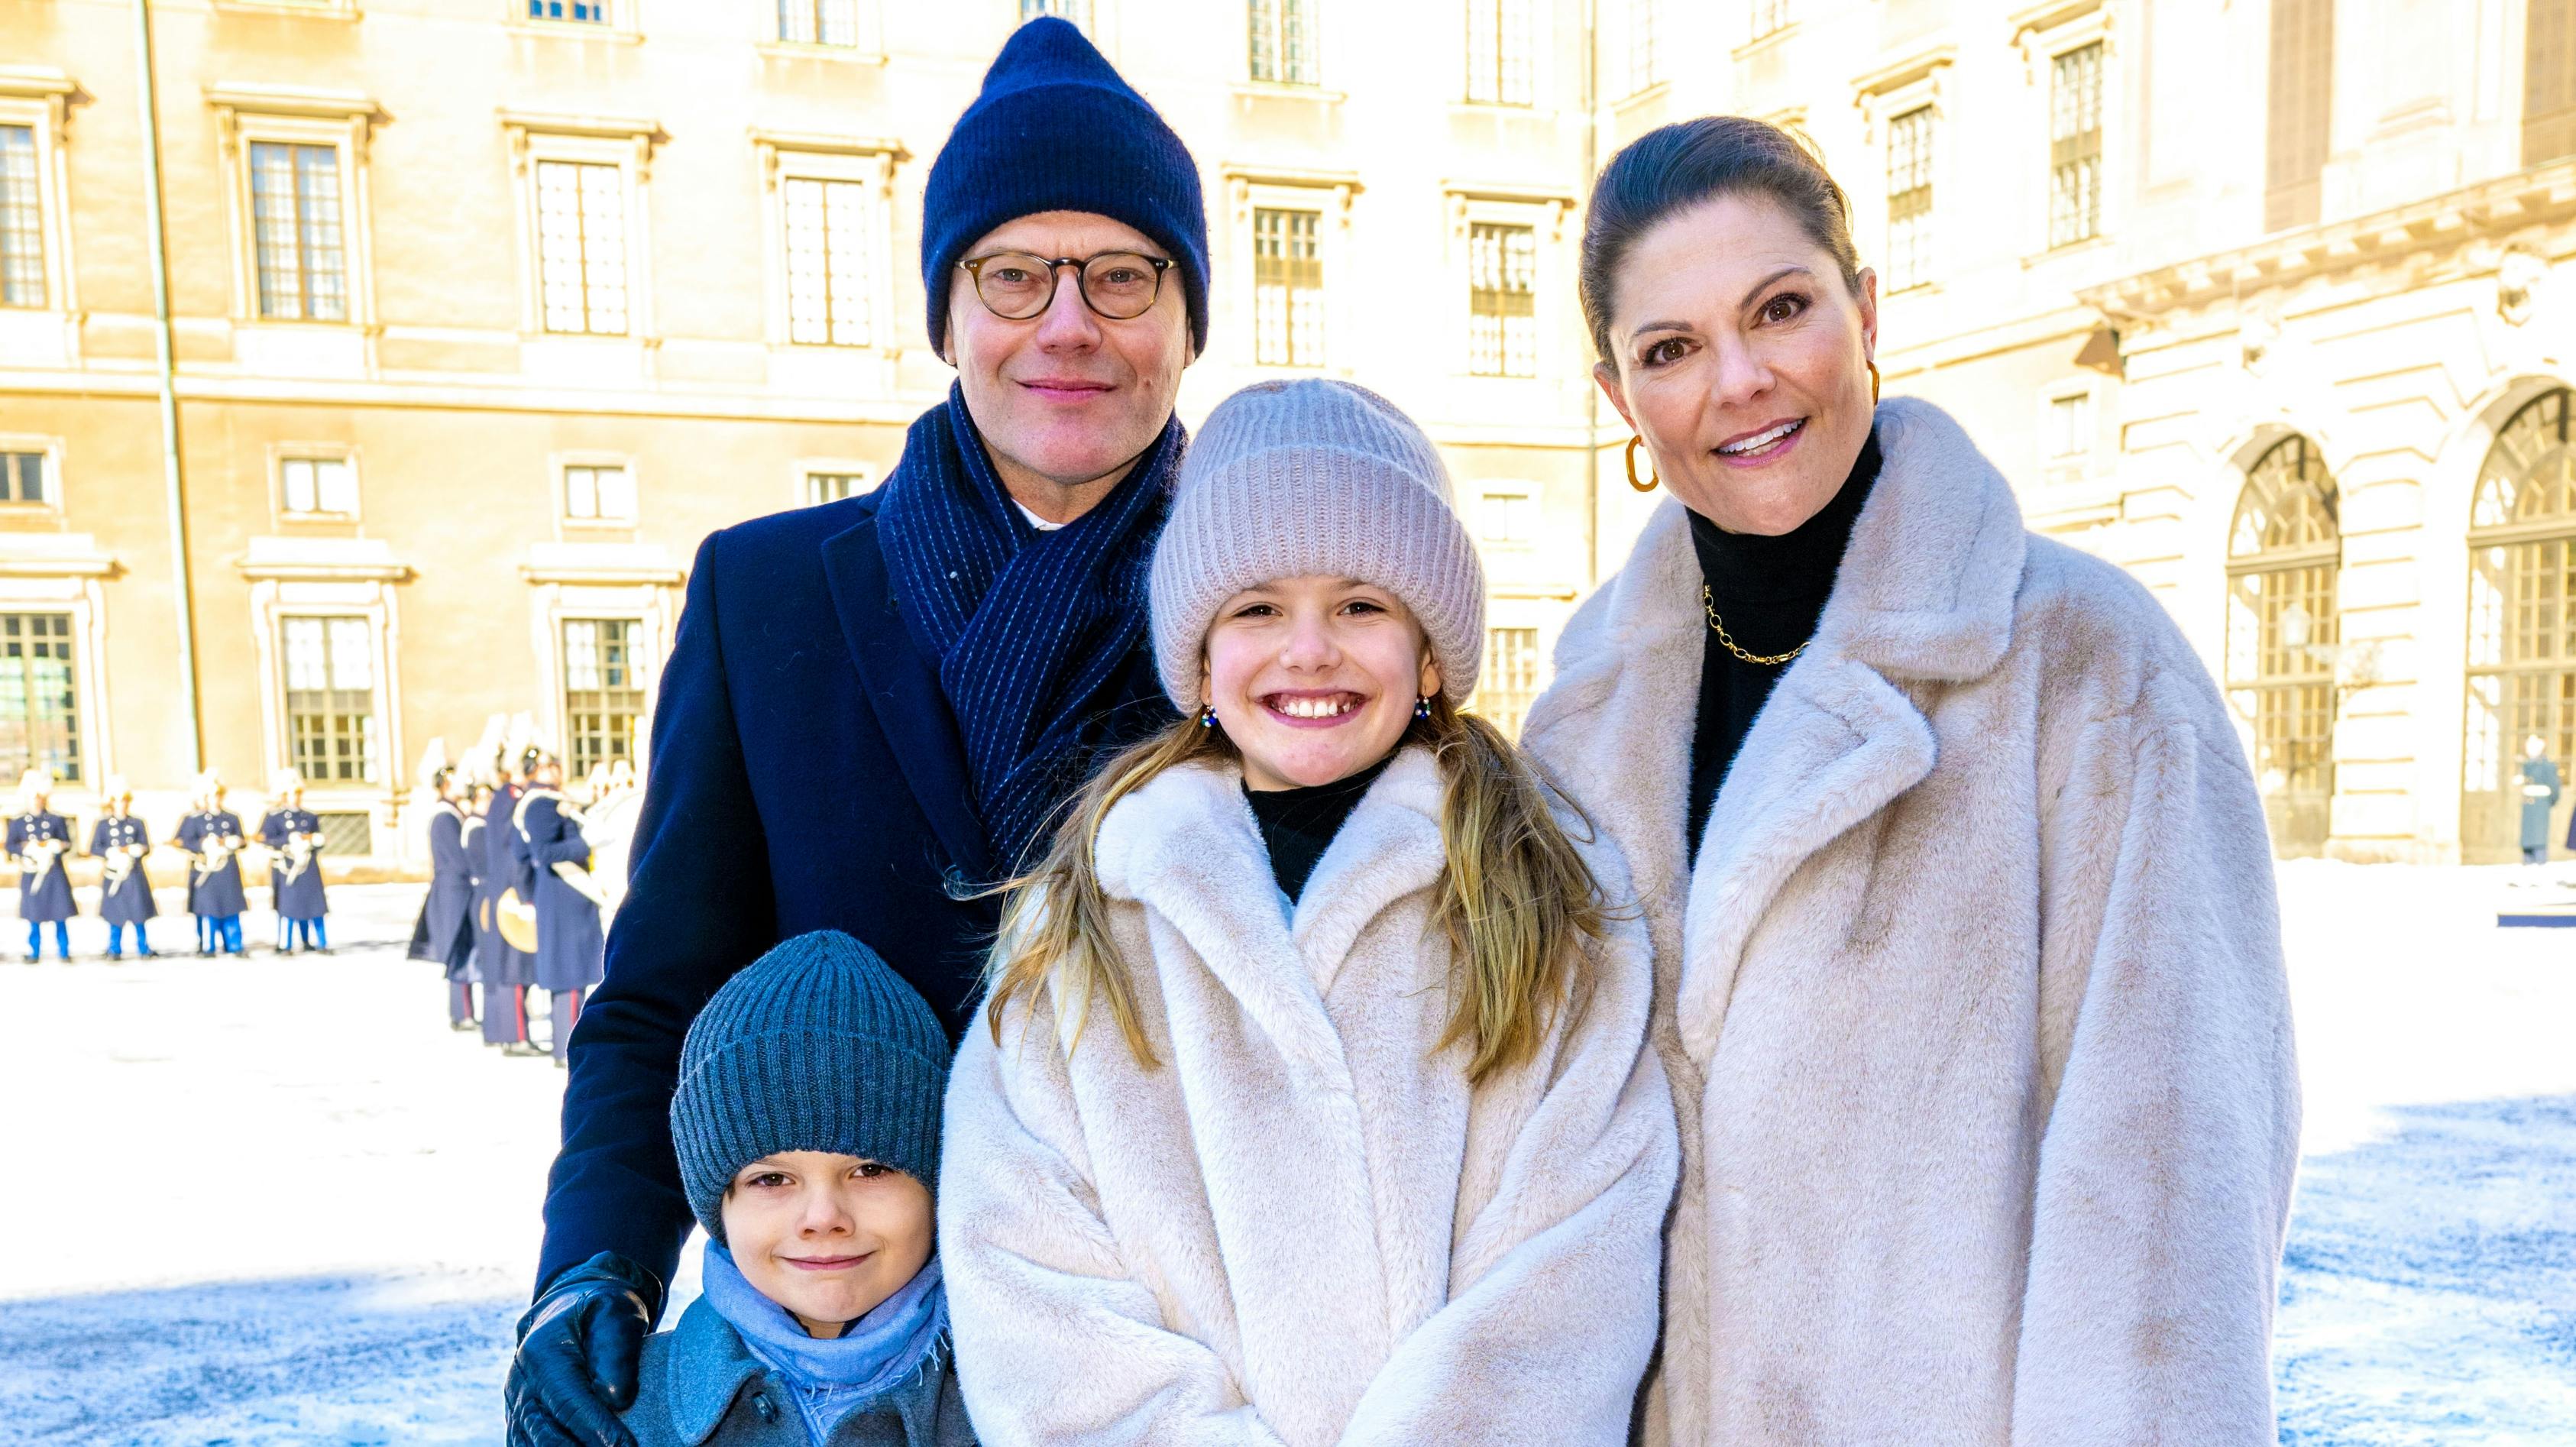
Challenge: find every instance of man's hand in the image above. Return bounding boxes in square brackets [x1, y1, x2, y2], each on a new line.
[504, 1251, 662, 1447]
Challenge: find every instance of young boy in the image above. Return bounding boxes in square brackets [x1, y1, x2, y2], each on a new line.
[615, 929, 972, 1447]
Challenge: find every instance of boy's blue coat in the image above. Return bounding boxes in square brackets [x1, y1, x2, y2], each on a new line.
[538, 489, 1165, 1293]
[623, 1297, 975, 1447]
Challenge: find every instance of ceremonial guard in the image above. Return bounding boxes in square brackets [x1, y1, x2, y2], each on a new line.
[260, 770, 331, 954]
[176, 772, 249, 956]
[419, 767, 481, 1029]
[8, 769, 76, 962]
[89, 775, 157, 959]
[513, 752, 607, 1067]
[482, 753, 542, 1055]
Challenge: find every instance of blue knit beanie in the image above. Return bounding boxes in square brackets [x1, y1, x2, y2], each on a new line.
[921, 17, 1209, 355]
[668, 931, 953, 1244]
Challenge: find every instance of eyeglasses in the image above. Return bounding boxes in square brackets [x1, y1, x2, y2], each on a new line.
[958, 250, 1177, 322]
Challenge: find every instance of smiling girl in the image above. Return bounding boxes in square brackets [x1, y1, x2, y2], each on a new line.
[939, 378, 1679, 1445]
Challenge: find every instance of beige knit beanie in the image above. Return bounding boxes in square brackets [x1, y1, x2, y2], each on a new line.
[1150, 378, 1484, 714]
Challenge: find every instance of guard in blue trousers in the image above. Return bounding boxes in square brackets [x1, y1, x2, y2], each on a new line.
[513, 751, 606, 1068]
[261, 769, 331, 954]
[8, 769, 76, 963]
[89, 774, 157, 959]
[417, 767, 481, 1029]
[175, 772, 249, 956]
[482, 756, 543, 1056]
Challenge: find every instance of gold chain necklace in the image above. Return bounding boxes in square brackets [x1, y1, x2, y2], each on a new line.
[1702, 584, 1807, 665]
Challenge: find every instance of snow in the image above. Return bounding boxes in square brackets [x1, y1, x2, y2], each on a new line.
[1, 869, 2571, 1445]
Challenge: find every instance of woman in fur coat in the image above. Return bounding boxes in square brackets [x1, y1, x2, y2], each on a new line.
[1525, 118, 2303, 1446]
[940, 379, 1678, 1447]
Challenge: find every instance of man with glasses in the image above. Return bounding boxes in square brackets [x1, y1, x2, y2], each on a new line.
[505, 17, 1208, 1445]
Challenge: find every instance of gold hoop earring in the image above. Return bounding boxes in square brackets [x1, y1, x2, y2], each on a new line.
[1867, 358, 1882, 405]
[1624, 435, 1659, 493]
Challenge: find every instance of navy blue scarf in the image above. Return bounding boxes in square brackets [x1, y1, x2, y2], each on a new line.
[876, 385, 1180, 873]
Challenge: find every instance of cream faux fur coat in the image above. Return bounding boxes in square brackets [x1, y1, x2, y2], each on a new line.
[940, 746, 1678, 1447]
[1522, 397, 2303, 1447]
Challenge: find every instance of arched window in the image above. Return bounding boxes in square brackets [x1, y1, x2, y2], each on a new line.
[2464, 387, 2576, 860]
[2225, 435, 2340, 856]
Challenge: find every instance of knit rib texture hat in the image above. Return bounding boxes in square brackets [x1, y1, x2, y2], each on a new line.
[669, 931, 952, 1244]
[1149, 379, 1485, 714]
[921, 17, 1209, 354]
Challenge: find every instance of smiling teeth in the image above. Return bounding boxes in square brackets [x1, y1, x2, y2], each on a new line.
[1277, 696, 1356, 719]
[1720, 420, 1803, 455]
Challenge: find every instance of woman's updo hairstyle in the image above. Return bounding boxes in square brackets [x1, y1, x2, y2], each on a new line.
[1580, 116, 1864, 365]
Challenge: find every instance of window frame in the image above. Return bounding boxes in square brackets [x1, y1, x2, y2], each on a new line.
[1248, 0, 1322, 86]
[277, 612, 385, 788]
[558, 615, 649, 783]
[1018, 0, 1095, 34]
[510, 0, 641, 39]
[1477, 486, 1540, 549]
[209, 89, 381, 329]
[2040, 382, 2100, 483]
[1465, 219, 1540, 379]
[1251, 205, 1327, 368]
[1469, 625, 1545, 739]
[557, 455, 640, 531]
[1462, 0, 1538, 107]
[273, 446, 362, 523]
[1882, 104, 1936, 293]
[0, 71, 77, 319]
[755, 134, 901, 355]
[502, 113, 660, 343]
[0, 435, 64, 515]
[799, 461, 875, 508]
[0, 610, 86, 788]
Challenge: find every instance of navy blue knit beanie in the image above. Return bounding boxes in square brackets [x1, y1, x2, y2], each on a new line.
[668, 931, 953, 1244]
[921, 17, 1209, 355]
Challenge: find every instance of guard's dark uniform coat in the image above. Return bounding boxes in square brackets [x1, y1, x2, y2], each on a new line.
[8, 811, 75, 922]
[261, 807, 330, 921]
[176, 809, 250, 917]
[89, 814, 157, 925]
[515, 787, 605, 994]
[536, 487, 1167, 1292]
[481, 782, 537, 989]
[422, 801, 477, 976]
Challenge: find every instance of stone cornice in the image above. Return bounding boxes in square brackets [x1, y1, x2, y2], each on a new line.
[2081, 159, 2576, 322]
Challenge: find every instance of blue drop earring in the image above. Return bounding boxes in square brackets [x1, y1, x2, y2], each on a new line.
[1199, 704, 1217, 730]
[1414, 695, 1432, 721]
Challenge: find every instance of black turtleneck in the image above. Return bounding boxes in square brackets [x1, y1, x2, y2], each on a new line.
[1686, 429, 1882, 859]
[1244, 753, 1397, 903]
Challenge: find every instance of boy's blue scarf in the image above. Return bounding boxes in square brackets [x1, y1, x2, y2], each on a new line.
[874, 385, 1181, 873]
[701, 1241, 947, 1442]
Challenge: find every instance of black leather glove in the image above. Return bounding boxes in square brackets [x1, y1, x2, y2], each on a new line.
[505, 1251, 662, 1447]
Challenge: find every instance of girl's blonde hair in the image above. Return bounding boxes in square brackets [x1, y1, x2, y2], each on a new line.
[984, 694, 1608, 1085]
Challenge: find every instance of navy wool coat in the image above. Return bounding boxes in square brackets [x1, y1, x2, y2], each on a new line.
[8, 811, 75, 923]
[481, 782, 537, 989]
[420, 803, 477, 977]
[515, 788, 605, 994]
[175, 810, 248, 918]
[89, 814, 157, 925]
[261, 808, 329, 921]
[539, 489, 1164, 1294]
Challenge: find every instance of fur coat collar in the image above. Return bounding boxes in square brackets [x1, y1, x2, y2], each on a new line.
[942, 746, 1679, 1447]
[1523, 397, 2300, 1446]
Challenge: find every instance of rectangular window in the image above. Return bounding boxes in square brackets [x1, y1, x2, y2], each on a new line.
[1480, 490, 1536, 544]
[1628, 0, 1659, 93]
[280, 456, 357, 516]
[1020, 0, 1091, 30]
[778, 0, 858, 44]
[1468, 222, 1537, 377]
[2265, 0, 2334, 231]
[2523, 0, 2575, 166]
[807, 471, 868, 506]
[784, 176, 872, 347]
[562, 618, 646, 782]
[527, 0, 609, 21]
[1464, 0, 1535, 105]
[281, 615, 378, 785]
[2048, 43, 2105, 248]
[2050, 393, 2093, 459]
[1252, 208, 1325, 367]
[0, 613, 78, 785]
[1249, 0, 1319, 84]
[0, 124, 44, 309]
[1471, 626, 1543, 739]
[249, 141, 347, 322]
[1, 452, 45, 505]
[536, 160, 629, 335]
[563, 464, 636, 525]
[315, 811, 371, 856]
[1885, 106, 1934, 292]
[1749, 0, 1789, 38]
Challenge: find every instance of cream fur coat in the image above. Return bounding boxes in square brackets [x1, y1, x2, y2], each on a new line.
[940, 746, 1678, 1446]
[1522, 398, 2303, 1447]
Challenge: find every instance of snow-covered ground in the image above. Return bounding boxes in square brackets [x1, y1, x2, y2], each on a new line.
[2, 869, 2571, 1445]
